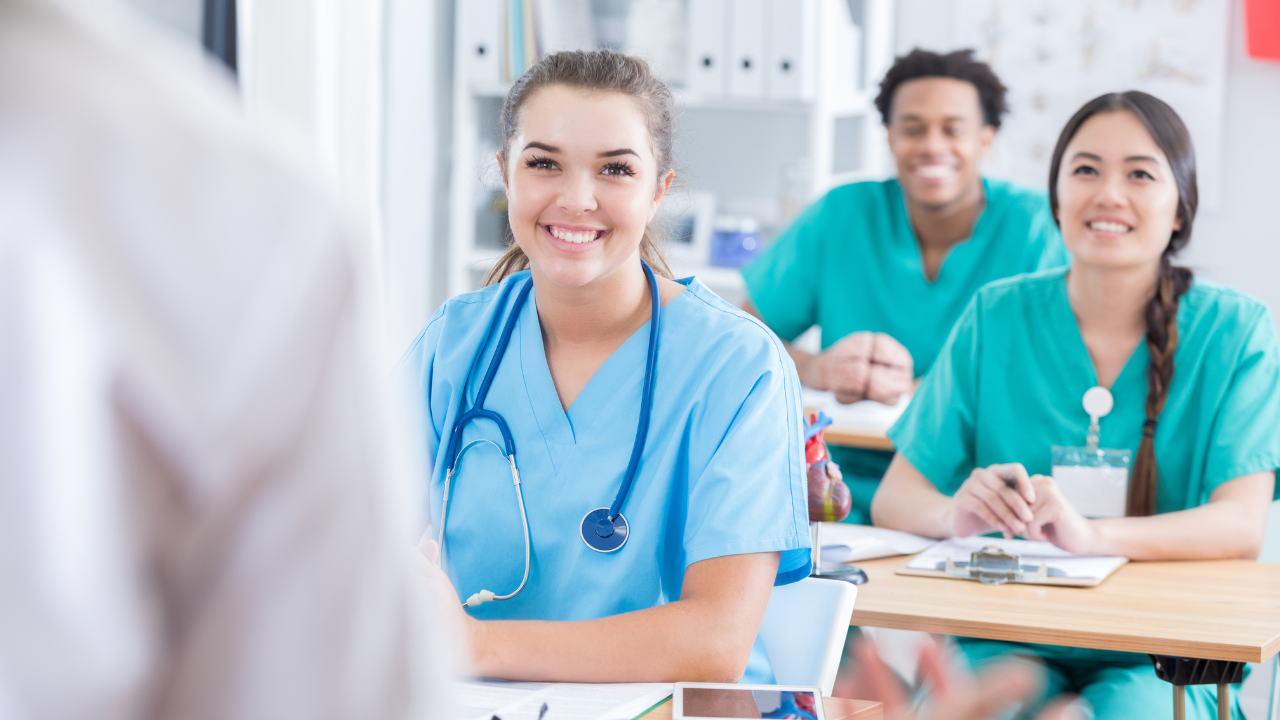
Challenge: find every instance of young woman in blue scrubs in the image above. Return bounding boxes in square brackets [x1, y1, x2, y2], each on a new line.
[872, 92, 1279, 719]
[403, 51, 811, 683]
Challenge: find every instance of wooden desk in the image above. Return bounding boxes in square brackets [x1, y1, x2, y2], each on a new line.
[801, 407, 895, 451]
[642, 696, 882, 720]
[847, 555, 1280, 663]
[822, 426, 894, 452]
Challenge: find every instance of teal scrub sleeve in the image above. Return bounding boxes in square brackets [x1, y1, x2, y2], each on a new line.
[1201, 306, 1280, 499]
[682, 339, 812, 585]
[740, 197, 827, 342]
[887, 296, 982, 495]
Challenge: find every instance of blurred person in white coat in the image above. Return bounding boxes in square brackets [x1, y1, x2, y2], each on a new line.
[0, 1, 451, 718]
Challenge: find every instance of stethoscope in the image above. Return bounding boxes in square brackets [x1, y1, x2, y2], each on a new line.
[436, 262, 661, 607]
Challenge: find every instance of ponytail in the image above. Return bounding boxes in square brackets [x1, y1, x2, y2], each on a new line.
[1127, 258, 1193, 516]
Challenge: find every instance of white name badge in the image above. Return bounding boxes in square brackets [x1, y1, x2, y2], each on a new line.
[1051, 445, 1132, 519]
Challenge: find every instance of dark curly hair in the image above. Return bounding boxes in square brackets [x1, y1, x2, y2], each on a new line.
[874, 49, 1008, 129]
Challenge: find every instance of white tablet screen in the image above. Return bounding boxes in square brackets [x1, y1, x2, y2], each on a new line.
[680, 687, 820, 719]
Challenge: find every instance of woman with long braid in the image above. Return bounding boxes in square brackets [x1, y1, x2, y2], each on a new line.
[870, 91, 1280, 719]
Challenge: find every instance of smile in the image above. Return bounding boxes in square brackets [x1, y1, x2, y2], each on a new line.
[1087, 221, 1133, 233]
[545, 225, 606, 244]
[915, 164, 957, 180]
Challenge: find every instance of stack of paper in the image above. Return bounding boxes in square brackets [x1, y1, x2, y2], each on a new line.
[820, 524, 935, 563]
[801, 388, 910, 432]
[456, 679, 671, 720]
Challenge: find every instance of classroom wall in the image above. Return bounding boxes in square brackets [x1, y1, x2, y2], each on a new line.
[896, 0, 1280, 335]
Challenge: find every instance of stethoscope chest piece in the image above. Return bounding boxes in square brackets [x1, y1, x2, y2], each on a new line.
[581, 507, 628, 553]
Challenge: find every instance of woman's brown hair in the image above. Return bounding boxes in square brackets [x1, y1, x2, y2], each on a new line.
[1047, 91, 1197, 516]
[483, 50, 676, 286]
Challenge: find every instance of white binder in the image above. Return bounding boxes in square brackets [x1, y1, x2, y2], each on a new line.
[686, 0, 728, 97]
[727, 0, 766, 99]
[457, 0, 503, 86]
[765, 0, 818, 101]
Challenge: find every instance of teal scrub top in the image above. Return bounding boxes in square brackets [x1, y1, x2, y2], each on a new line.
[889, 267, 1280, 666]
[741, 177, 1068, 510]
[741, 177, 1068, 376]
[889, 266, 1280, 505]
[401, 271, 811, 683]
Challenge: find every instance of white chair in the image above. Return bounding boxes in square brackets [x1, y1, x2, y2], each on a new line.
[758, 577, 858, 696]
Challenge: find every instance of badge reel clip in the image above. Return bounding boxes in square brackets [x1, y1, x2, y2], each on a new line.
[942, 545, 1060, 586]
[1050, 386, 1132, 519]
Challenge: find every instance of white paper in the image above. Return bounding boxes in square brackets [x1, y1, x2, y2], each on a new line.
[906, 537, 1127, 580]
[819, 524, 936, 563]
[455, 679, 672, 720]
[802, 389, 910, 433]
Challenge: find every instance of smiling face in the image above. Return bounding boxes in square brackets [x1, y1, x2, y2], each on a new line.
[886, 77, 995, 210]
[1055, 110, 1182, 272]
[501, 85, 672, 289]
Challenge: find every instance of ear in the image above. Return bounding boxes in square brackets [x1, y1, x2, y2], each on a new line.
[496, 150, 508, 189]
[648, 169, 675, 221]
[977, 124, 996, 156]
[1172, 212, 1183, 232]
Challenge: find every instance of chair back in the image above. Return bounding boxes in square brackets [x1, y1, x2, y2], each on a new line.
[758, 577, 857, 696]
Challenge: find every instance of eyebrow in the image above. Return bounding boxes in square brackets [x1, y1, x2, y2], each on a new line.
[1070, 151, 1161, 163]
[898, 114, 970, 123]
[522, 142, 640, 159]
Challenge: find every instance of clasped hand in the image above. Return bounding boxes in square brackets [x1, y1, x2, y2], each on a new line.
[812, 331, 914, 405]
[949, 463, 1102, 554]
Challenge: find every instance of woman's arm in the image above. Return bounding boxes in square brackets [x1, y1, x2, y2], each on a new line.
[872, 454, 1038, 539]
[1027, 472, 1275, 560]
[421, 549, 781, 683]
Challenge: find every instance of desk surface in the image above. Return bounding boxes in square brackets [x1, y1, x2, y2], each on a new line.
[821, 426, 894, 452]
[642, 696, 882, 720]
[847, 555, 1280, 664]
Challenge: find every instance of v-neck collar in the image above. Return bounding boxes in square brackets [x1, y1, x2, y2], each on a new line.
[889, 177, 993, 286]
[516, 282, 663, 456]
[1050, 270, 1148, 391]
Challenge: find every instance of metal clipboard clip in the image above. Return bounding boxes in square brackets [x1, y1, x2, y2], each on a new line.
[941, 545, 1050, 586]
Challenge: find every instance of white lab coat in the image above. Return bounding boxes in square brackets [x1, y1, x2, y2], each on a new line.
[0, 1, 449, 718]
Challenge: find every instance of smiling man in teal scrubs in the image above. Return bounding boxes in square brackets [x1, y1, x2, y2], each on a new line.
[741, 49, 1068, 523]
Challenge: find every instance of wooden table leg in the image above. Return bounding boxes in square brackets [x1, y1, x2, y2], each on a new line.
[1173, 684, 1186, 720]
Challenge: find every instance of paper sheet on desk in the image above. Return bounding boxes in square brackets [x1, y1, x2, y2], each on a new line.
[455, 679, 671, 720]
[820, 524, 935, 563]
[802, 389, 911, 432]
[906, 537, 1127, 580]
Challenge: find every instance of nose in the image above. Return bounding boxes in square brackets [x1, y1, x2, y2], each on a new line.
[920, 125, 950, 157]
[557, 169, 598, 215]
[1094, 171, 1128, 207]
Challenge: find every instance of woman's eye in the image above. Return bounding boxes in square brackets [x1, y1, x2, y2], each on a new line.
[1130, 169, 1155, 180]
[601, 162, 636, 177]
[524, 156, 557, 170]
[1072, 165, 1098, 176]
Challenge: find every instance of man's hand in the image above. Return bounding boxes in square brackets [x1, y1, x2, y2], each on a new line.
[810, 332, 914, 405]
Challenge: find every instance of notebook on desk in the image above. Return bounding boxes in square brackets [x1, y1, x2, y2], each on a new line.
[897, 536, 1128, 587]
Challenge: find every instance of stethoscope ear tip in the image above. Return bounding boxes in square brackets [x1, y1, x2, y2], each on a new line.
[464, 589, 496, 607]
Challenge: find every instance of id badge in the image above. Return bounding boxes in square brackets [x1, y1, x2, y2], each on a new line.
[1051, 445, 1131, 518]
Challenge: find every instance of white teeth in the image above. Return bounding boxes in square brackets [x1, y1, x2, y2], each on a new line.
[917, 165, 955, 179]
[1089, 221, 1131, 233]
[549, 226, 600, 244]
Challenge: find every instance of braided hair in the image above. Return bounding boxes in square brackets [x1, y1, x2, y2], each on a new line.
[1047, 91, 1198, 516]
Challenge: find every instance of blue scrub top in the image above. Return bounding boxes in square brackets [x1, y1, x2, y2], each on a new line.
[402, 271, 812, 682]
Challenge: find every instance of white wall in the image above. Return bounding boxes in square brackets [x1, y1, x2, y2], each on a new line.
[896, 0, 1280, 334]
[118, 0, 201, 41]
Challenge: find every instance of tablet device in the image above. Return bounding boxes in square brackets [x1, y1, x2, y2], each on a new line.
[673, 682, 825, 720]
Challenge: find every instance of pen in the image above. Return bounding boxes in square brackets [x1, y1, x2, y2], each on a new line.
[538, 702, 549, 720]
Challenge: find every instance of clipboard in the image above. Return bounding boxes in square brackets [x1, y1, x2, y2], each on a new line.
[895, 537, 1128, 588]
